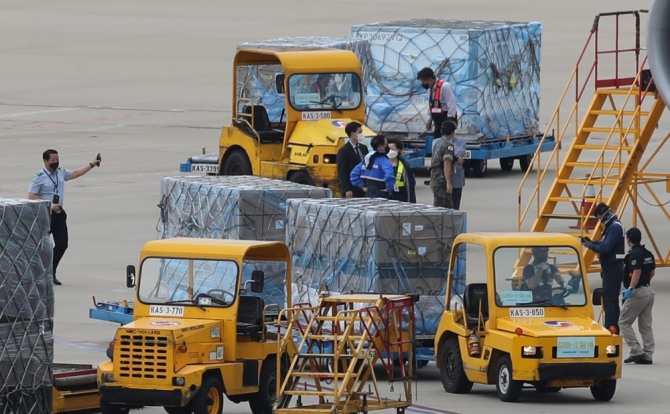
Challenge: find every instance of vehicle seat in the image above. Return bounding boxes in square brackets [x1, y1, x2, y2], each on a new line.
[237, 295, 265, 335]
[241, 105, 284, 143]
[463, 283, 489, 330]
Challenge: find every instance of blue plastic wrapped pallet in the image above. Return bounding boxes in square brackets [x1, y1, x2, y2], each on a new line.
[350, 19, 542, 140]
[237, 37, 372, 123]
[286, 198, 466, 336]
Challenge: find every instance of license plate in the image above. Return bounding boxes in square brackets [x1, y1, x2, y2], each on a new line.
[302, 111, 331, 121]
[556, 337, 596, 358]
[191, 164, 218, 174]
[509, 307, 545, 318]
[149, 305, 185, 317]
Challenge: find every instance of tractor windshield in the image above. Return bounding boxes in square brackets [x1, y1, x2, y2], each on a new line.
[288, 72, 362, 111]
[493, 246, 587, 307]
[138, 257, 239, 308]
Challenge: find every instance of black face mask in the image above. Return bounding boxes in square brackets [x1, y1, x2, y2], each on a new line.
[421, 83, 430, 90]
[49, 162, 59, 170]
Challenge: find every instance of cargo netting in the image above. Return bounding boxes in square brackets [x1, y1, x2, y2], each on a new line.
[0, 199, 54, 414]
[350, 19, 542, 140]
[286, 198, 466, 336]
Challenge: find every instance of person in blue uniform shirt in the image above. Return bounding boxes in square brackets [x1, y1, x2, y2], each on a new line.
[350, 135, 395, 198]
[28, 149, 101, 285]
[581, 202, 625, 332]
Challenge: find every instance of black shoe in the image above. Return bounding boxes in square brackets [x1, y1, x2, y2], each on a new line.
[53, 277, 62, 286]
[635, 357, 653, 365]
[624, 354, 644, 363]
[424, 179, 431, 185]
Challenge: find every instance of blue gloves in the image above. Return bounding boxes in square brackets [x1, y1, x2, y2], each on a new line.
[621, 288, 633, 300]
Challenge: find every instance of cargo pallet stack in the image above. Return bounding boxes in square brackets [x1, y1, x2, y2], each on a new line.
[351, 19, 542, 141]
[157, 175, 332, 308]
[286, 198, 466, 339]
[0, 199, 54, 414]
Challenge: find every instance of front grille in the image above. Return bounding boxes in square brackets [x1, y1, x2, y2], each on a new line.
[118, 334, 169, 379]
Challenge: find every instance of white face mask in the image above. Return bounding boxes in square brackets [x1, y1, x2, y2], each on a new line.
[356, 133, 365, 142]
[387, 149, 398, 159]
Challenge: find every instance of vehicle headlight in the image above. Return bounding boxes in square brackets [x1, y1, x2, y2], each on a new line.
[322, 154, 337, 164]
[103, 373, 115, 383]
[522, 346, 543, 358]
[173, 377, 186, 386]
[606, 344, 619, 357]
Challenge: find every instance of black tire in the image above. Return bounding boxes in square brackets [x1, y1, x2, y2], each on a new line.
[100, 400, 130, 414]
[288, 171, 314, 186]
[164, 407, 190, 414]
[519, 154, 533, 172]
[439, 338, 473, 394]
[499, 157, 514, 171]
[496, 355, 522, 402]
[221, 150, 251, 176]
[473, 159, 487, 178]
[192, 376, 224, 414]
[249, 358, 277, 414]
[590, 379, 616, 401]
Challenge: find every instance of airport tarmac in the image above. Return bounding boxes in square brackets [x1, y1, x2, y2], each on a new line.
[1, 1, 669, 413]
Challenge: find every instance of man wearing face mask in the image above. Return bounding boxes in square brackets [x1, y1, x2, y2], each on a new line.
[350, 135, 395, 198]
[581, 202, 625, 333]
[417, 67, 457, 145]
[337, 122, 368, 198]
[28, 149, 102, 285]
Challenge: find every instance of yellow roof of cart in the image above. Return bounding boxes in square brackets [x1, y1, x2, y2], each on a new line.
[234, 48, 362, 73]
[140, 237, 290, 262]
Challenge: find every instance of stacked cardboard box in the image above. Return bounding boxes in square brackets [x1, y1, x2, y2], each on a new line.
[286, 198, 466, 335]
[0, 199, 54, 414]
[159, 176, 332, 241]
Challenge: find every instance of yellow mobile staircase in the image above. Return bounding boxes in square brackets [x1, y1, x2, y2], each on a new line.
[518, 10, 669, 273]
[275, 294, 414, 414]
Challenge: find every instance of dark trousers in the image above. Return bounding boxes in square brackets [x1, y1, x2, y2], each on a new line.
[452, 187, 463, 210]
[50, 210, 68, 277]
[601, 261, 623, 333]
[364, 181, 388, 199]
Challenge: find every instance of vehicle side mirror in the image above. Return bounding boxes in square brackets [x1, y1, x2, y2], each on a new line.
[276, 74, 285, 94]
[250, 270, 265, 293]
[126, 265, 136, 288]
[592, 287, 603, 306]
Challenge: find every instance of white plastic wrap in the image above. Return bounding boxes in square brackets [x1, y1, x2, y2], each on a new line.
[158, 176, 332, 241]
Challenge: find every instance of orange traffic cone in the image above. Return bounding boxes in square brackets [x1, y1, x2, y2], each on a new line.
[571, 174, 597, 230]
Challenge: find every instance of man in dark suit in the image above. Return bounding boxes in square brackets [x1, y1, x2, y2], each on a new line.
[337, 121, 368, 198]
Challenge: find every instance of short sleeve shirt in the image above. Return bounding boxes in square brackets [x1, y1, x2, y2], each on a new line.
[624, 245, 656, 288]
[430, 138, 455, 184]
[28, 168, 73, 205]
